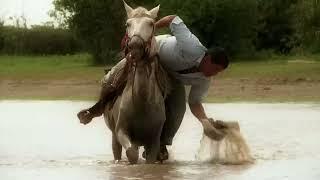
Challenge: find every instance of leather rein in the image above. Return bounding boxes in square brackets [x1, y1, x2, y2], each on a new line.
[124, 18, 158, 71]
[122, 19, 159, 101]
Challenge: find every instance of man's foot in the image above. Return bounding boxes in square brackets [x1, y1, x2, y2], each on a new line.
[77, 109, 93, 125]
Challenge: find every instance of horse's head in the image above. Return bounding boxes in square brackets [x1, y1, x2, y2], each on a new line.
[123, 1, 159, 61]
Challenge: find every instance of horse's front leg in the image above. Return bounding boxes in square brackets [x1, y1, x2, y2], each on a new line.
[112, 133, 122, 162]
[116, 129, 138, 164]
[144, 139, 160, 164]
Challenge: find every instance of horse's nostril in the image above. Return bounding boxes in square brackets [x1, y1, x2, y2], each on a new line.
[128, 42, 136, 49]
[129, 36, 144, 48]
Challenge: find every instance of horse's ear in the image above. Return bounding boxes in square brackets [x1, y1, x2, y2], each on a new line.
[123, 0, 133, 18]
[149, 5, 160, 19]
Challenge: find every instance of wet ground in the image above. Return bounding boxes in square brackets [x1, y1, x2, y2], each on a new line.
[0, 101, 320, 180]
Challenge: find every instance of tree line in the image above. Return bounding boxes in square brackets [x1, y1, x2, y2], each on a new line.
[0, 22, 82, 55]
[52, 0, 320, 63]
[1, 0, 319, 64]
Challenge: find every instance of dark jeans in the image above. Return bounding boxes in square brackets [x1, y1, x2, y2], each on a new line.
[160, 78, 186, 145]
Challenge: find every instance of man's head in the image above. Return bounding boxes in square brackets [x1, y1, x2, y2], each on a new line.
[199, 47, 229, 77]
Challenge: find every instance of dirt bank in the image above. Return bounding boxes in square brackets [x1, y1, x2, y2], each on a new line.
[1, 77, 320, 102]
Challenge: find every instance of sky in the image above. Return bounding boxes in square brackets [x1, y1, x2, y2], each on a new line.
[0, 0, 54, 25]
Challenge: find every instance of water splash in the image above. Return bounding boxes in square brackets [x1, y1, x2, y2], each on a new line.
[196, 121, 254, 164]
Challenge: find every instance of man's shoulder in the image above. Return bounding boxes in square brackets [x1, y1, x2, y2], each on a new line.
[156, 34, 177, 51]
[155, 34, 174, 43]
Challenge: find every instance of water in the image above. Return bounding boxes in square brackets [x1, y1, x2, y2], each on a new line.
[1, 101, 320, 179]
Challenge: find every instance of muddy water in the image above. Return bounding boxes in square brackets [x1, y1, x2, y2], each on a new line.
[0, 101, 320, 180]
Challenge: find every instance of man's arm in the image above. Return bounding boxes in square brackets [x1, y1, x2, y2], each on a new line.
[156, 15, 206, 60]
[189, 102, 226, 140]
[188, 83, 226, 140]
[189, 102, 208, 122]
[155, 15, 177, 29]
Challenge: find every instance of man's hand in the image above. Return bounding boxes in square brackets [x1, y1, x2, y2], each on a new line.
[201, 118, 227, 141]
[211, 119, 229, 129]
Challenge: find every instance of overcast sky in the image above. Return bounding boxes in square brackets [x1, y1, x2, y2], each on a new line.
[0, 0, 54, 25]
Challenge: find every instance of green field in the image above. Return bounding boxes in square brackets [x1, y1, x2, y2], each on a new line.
[223, 59, 320, 80]
[1, 54, 320, 102]
[1, 54, 319, 80]
[0, 54, 105, 80]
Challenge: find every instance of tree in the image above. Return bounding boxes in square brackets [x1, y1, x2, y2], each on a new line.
[52, 0, 320, 62]
[255, 0, 300, 54]
[0, 19, 4, 51]
[156, 0, 258, 56]
[53, 0, 126, 64]
[52, 0, 259, 62]
[295, 0, 320, 53]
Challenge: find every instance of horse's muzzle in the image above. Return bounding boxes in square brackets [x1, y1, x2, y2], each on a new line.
[127, 36, 146, 61]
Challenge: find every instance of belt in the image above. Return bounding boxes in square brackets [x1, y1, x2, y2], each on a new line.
[176, 66, 199, 74]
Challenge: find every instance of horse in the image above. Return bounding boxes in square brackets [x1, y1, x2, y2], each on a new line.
[104, 1, 170, 164]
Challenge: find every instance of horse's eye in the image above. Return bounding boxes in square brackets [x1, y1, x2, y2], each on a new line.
[125, 22, 131, 27]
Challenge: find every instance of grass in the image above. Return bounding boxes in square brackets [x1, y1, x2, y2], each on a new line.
[1, 54, 320, 102]
[0, 54, 107, 80]
[1, 54, 320, 80]
[220, 56, 320, 80]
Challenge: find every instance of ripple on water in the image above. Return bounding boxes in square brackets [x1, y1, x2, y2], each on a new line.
[0, 101, 320, 180]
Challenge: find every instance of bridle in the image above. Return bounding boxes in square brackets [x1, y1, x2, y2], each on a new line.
[121, 15, 159, 101]
[124, 15, 156, 62]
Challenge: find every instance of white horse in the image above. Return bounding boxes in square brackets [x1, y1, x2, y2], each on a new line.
[104, 1, 170, 164]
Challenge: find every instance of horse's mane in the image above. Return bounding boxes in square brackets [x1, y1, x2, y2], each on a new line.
[131, 7, 154, 19]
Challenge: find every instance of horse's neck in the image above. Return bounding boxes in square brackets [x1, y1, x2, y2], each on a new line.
[149, 37, 159, 57]
[124, 36, 162, 104]
[127, 58, 161, 104]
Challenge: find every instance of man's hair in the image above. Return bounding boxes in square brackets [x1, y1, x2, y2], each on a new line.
[206, 47, 229, 69]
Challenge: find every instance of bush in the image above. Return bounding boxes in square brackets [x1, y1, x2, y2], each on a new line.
[0, 25, 83, 55]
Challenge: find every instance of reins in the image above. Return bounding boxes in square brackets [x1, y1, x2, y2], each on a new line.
[123, 19, 158, 103]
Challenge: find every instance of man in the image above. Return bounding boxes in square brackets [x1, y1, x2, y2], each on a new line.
[78, 15, 229, 159]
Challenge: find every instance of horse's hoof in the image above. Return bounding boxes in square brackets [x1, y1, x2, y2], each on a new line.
[126, 147, 138, 164]
[157, 145, 169, 161]
[157, 152, 168, 161]
[114, 160, 120, 164]
[142, 151, 146, 159]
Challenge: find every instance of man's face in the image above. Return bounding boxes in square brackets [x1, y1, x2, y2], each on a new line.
[201, 55, 225, 77]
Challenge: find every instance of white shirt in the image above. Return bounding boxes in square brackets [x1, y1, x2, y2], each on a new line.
[156, 16, 211, 104]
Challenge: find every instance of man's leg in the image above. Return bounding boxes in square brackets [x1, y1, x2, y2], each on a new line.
[159, 79, 186, 159]
[77, 59, 127, 124]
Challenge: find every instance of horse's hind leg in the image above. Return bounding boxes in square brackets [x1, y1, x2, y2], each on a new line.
[112, 133, 122, 162]
[117, 129, 138, 164]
